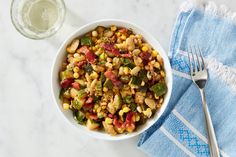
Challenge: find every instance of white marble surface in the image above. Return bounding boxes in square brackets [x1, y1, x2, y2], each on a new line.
[0, 0, 236, 157]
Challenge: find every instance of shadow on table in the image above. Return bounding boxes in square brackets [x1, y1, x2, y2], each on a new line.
[102, 136, 146, 157]
[46, 9, 87, 49]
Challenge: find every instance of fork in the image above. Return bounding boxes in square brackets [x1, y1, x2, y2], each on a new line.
[187, 46, 220, 157]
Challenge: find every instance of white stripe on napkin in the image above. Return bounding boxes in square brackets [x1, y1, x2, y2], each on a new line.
[172, 69, 191, 79]
[177, 49, 236, 93]
[160, 126, 196, 157]
[172, 109, 230, 157]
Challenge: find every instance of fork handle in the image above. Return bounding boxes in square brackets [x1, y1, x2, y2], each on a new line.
[199, 89, 220, 157]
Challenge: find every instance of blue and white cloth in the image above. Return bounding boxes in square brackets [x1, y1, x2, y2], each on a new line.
[137, 1, 236, 157]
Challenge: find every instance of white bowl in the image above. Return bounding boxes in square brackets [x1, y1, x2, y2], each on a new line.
[51, 19, 173, 140]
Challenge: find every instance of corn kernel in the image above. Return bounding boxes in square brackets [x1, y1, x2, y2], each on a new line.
[119, 67, 124, 75]
[63, 103, 70, 110]
[92, 46, 97, 51]
[73, 53, 79, 58]
[137, 106, 142, 113]
[142, 46, 148, 52]
[67, 54, 73, 58]
[96, 39, 101, 44]
[95, 50, 102, 56]
[154, 62, 160, 69]
[121, 35, 126, 40]
[66, 47, 72, 53]
[97, 112, 104, 118]
[130, 66, 141, 76]
[73, 72, 79, 78]
[119, 110, 124, 116]
[134, 56, 142, 66]
[67, 39, 79, 53]
[135, 114, 140, 122]
[73, 57, 80, 62]
[103, 87, 108, 92]
[122, 104, 127, 108]
[147, 71, 152, 80]
[126, 124, 135, 133]
[156, 55, 163, 63]
[160, 70, 165, 77]
[143, 108, 152, 118]
[105, 62, 113, 69]
[136, 34, 142, 39]
[97, 106, 102, 113]
[99, 53, 106, 61]
[117, 32, 121, 37]
[132, 49, 141, 56]
[130, 34, 135, 38]
[159, 98, 164, 104]
[154, 94, 159, 99]
[123, 107, 130, 113]
[90, 71, 99, 79]
[152, 50, 158, 57]
[92, 30, 98, 37]
[132, 115, 136, 122]
[131, 87, 135, 94]
[105, 117, 113, 124]
[141, 81, 145, 86]
[107, 57, 112, 62]
[73, 67, 79, 73]
[123, 67, 129, 75]
[111, 25, 117, 31]
[94, 104, 99, 110]
[157, 103, 162, 108]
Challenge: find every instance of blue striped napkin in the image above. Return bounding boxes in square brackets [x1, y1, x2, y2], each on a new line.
[137, 1, 236, 157]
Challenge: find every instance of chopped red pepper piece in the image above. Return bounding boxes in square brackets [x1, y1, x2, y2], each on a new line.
[122, 112, 135, 131]
[86, 51, 97, 64]
[71, 82, 80, 90]
[104, 70, 122, 87]
[113, 116, 124, 128]
[85, 97, 94, 104]
[126, 123, 135, 132]
[112, 79, 123, 87]
[118, 28, 128, 34]
[79, 46, 90, 54]
[89, 114, 98, 120]
[121, 53, 132, 58]
[60, 78, 74, 88]
[104, 70, 116, 80]
[140, 52, 151, 61]
[125, 111, 134, 124]
[101, 43, 120, 56]
[79, 46, 97, 63]
[76, 60, 87, 68]
[83, 103, 94, 112]
[108, 114, 114, 119]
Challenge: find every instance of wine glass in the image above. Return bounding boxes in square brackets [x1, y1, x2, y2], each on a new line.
[11, 0, 66, 39]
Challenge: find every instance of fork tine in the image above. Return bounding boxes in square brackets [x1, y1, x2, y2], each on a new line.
[187, 47, 193, 75]
[194, 46, 202, 71]
[198, 46, 206, 70]
[190, 46, 197, 73]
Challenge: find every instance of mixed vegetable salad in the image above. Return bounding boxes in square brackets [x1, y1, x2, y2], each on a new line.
[59, 25, 167, 135]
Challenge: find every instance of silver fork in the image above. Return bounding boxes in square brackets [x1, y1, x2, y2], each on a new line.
[187, 46, 220, 157]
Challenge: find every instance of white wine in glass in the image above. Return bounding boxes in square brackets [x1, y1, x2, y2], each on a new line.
[11, 0, 66, 39]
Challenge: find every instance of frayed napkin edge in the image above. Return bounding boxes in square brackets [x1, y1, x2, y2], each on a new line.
[206, 58, 236, 93]
[178, 50, 236, 93]
[180, 0, 236, 23]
